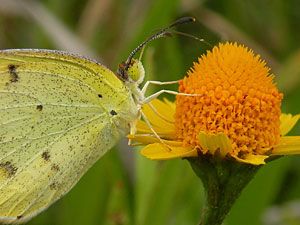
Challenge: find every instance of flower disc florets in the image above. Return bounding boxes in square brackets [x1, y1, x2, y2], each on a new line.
[175, 42, 283, 156]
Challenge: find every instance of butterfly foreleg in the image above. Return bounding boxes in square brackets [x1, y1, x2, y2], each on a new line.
[141, 89, 201, 104]
[141, 80, 179, 95]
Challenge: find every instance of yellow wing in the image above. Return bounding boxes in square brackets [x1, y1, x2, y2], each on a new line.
[0, 49, 138, 223]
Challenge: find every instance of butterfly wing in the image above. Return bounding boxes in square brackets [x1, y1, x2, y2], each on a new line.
[0, 49, 138, 223]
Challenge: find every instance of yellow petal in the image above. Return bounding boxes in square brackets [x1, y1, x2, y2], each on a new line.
[152, 98, 176, 123]
[271, 136, 300, 155]
[163, 98, 176, 111]
[198, 132, 232, 157]
[280, 113, 300, 136]
[141, 99, 175, 131]
[128, 134, 183, 146]
[233, 154, 268, 165]
[140, 143, 198, 160]
[136, 120, 175, 137]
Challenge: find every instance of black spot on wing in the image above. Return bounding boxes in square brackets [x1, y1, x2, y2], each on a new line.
[17, 215, 23, 220]
[98, 94, 103, 98]
[0, 161, 17, 177]
[50, 182, 58, 190]
[42, 151, 50, 161]
[110, 110, 117, 116]
[8, 64, 19, 82]
[51, 164, 60, 172]
[36, 105, 43, 111]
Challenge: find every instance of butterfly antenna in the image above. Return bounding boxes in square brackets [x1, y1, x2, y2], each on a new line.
[117, 17, 196, 81]
[169, 30, 213, 47]
[125, 17, 196, 66]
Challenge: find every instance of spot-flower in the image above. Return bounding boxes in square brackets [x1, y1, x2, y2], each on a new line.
[129, 42, 300, 165]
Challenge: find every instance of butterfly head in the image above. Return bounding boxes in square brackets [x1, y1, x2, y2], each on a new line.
[117, 59, 145, 85]
[117, 17, 196, 85]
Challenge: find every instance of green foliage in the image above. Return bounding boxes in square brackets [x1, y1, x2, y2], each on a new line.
[0, 0, 300, 224]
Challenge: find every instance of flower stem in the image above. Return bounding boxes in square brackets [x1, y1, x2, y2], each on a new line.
[188, 156, 261, 225]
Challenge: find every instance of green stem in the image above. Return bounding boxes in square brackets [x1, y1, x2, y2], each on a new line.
[188, 156, 261, 225]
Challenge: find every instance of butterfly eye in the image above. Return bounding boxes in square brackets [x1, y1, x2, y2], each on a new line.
[116, 62, 128, 81]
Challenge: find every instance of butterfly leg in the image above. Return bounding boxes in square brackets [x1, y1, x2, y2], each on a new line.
[139, 111, 171, 150]
[140, 110, 162, 142]
[128, 120, 137, 146]
[141, 80, 179, 95]
[141, 89, 201, 104]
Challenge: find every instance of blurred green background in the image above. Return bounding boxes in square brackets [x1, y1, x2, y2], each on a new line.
[0, 0, 300, 224]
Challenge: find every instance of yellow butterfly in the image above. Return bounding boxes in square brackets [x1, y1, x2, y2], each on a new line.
[0, 17, 195, 223]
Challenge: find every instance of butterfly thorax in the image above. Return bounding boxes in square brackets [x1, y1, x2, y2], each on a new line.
[116, 58, 146, 136]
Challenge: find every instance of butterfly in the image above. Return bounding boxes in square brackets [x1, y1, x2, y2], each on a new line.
[0, 17, 195, 223]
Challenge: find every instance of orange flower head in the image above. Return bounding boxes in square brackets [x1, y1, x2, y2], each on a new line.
[128, 42, 300, 165]
[175, 42, 283, 156]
